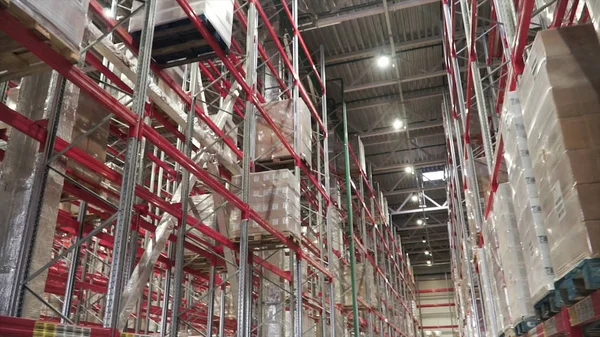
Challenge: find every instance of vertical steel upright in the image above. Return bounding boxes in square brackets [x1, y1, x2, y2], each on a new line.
[341, 100, 360, 336]
[291, 1, 303, 336]
[61, 201, 87, 322]
[170, 64, 199, 337]
[103, 0, 157, 329]
[320, 45, 337, 337]
[0, 0, 415, 334]
[237, 2, 258, 337]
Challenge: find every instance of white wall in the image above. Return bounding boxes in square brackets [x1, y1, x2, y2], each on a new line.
[417, 279, 457, 337]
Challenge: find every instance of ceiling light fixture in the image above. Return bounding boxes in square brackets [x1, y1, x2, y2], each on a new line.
[422, 237, 426, 243]
[416, 219, 424, 225]
[424, 250, 430, 255]
[392, 119, 403, 130]
[103, 7, 114, 18]
[427, 260, 433, 266]
[377, 55, 390, 68]
[405, 166, 414, 174]
[410, 194, 419, 202]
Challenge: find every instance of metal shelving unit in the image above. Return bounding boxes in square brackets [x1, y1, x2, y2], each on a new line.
[442, 1, 599, 337]
[0, 1, 417, 337]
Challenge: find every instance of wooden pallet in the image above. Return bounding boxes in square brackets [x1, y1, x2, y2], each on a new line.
[341, 304, 370, 312]
[513, 317, 540, 336]
[231, 231, 301, 250]
[555, 258, 600, 305]
[184, 254, 227, 273]
[534, 290, 561, 320]
[255, 155, 312, 172]
[0, 0, 79, 82]
[335, 168, 363, 178]
[535, 259, 600, 320]
[130, 15, 228, 68]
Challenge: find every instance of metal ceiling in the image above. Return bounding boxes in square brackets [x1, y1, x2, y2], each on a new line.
[301, 0, 452, 275]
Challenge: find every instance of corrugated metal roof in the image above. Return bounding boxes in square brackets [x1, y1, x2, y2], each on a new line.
[301, 0, 447, 220]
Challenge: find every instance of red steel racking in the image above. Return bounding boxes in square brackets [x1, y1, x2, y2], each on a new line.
[0, 0, 418, 336]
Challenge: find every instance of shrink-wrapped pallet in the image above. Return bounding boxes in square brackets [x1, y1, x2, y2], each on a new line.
[482, 215, 510, 333]
[129, 0, 233, 48]
[493, 184, 536, 325]
[259, 250, 309, 337]
[229, 169, 301, 240]
[8, 0, 89, 51]
[342, 262, 376, 308]
[477, 248, 499, 337]
[501, 91, 555, 303]
[256, 99, 312, 167]
[519, 24, 600, 279]
[335, 135, 366, 177]
[213, 285, 236, 319]
[586, 0, 600, 33]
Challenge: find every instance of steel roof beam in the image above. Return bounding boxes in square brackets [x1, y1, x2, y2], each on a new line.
[359, 120, 443, 138]
[325, 35, 449, 65]
[344, 87, 445, 112]
[397, 223, 447, 231]
[373, 160, 446, 175]
[384, 185, 446, 197]
[362, 131, 446, 147]
[345, 70, 449, 93]
[392, 206, 448, 215]
[300, 0, 439, 31]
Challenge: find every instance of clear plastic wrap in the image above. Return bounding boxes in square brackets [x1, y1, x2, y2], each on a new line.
[335, 135, 366, 177]
[482, 215, 510, 332]
[493, 184, 536, 325]
[501, 92, 555, 303]
[260, 250, 290, 337]
[256, 99, 312, 167]
[11, 0, 89, 51]
[129, 0, 234, 48]
[65, 93, 110, 198]
[586, 0, 600, 33]
[519, 25, 600, 280]
[229, 169, 301, 240]
[476, 248, 499, 337]
[213, 284, 236, 319]
[341, 262, 376, 308]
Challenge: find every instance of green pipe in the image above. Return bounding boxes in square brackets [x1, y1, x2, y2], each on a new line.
[329, 78, 360, 336]
[343, 100, 361, 337]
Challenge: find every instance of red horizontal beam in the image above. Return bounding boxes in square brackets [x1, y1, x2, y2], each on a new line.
[422, 325, 458, 329]
[88, 0, 243, 160]
[0, 12, 331, 278]
[418, 303, 456, 308]
[0, 316, 116, 337]
[418, 288, 454, 293]
[277, 0, 325, 93]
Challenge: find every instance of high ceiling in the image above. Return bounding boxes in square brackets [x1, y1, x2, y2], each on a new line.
[300, 0, 451, 276]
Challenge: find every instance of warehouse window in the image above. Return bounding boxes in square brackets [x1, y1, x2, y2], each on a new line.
[422, 170, 445, 181]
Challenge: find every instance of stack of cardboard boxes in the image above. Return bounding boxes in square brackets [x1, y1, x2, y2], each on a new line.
[519, 24, 600, 279]
[501, 92, 555, 304]
[492, 184, 535, 325]
[256, 99, 313, 167]
[229, 169, 301, 240]
[10, 0, 89, 51]
[482, 213, 510, 333]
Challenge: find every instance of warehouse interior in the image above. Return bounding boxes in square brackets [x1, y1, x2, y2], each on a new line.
[0, 0, 599, 337]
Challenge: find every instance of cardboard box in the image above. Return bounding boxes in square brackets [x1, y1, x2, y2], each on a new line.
[520, 24, 600, 280]
[255, 99, 312, 166]
[341, 262, 376, 307]
[229, 169, 301, 239]
[493, 184, 535, 325]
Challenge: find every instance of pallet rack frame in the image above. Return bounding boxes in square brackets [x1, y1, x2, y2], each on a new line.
[0, 1, 418, 336]
[442, 1, 599, 337]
